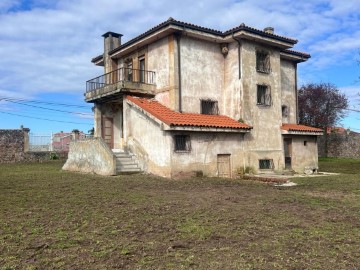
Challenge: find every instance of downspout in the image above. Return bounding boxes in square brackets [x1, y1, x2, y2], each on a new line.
[295, 62, 298, 123]
[232, 33, 242, 79]
[175, 32, 182, 112]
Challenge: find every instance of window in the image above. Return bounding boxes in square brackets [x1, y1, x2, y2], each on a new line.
[201, 99, 219, 115]
[282, 105, 289, 117]
[126, 61, 133, 81]
[256, 51, 270, 73]
[139, 57, 145, 83]
[304, 141, 307, 146]
[259, 159, 274, 170]
[174, 135, 191, 152]
[257, 85, 271, 106]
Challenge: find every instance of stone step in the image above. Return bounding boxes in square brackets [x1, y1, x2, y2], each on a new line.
[117, 163, 140, 169]
[113, 150, 142, 174]
[116, 160, 136, 165]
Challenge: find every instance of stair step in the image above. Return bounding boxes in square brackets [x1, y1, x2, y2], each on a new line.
[117, 167, 142, 172]
[116, 160, 136, 165]
[115, 157, 133, 161]
[114, 152, 133, 157]
[112, 150, 142, 174]
[117, 164, 140, 169]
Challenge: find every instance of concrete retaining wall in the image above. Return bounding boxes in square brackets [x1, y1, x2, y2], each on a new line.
[62, 137, 116, 175]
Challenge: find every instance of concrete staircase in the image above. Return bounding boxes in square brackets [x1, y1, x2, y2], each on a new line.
[113, 150, 142, 174]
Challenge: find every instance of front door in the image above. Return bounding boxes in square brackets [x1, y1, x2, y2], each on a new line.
[284, 138, 292, 169]
[102, 117, 114, 149]
[217, 154, 231, 178]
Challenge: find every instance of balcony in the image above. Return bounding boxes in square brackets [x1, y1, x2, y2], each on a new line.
[85, 68, 156, 102]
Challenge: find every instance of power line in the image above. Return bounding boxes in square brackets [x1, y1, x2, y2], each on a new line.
[0, 97, 90, 108]
[0, 111, 93, 125]
[5, 100, 93, 116]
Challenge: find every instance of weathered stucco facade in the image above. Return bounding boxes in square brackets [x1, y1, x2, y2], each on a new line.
[66, 18, 323, 177]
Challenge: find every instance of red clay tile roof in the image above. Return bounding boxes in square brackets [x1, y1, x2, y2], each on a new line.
[281, 124, 323, 133]
[127, 96, 252, 130]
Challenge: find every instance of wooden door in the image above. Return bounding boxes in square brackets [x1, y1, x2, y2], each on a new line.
[284, 138, 292, 169]
[102, 117, 114, 149]
[217, 154, 231, 178]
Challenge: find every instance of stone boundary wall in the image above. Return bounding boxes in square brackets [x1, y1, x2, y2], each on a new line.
[318, 132, 360, 158]
[0, 129, 67, 163]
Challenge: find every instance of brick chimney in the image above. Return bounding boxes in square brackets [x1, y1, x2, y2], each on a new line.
[102, 32, 123, 73]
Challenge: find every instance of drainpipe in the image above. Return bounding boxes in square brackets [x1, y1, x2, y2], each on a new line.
[232, 33, 242, 79]
[295, 62, 298, 123]
[175, 32, 182, 112]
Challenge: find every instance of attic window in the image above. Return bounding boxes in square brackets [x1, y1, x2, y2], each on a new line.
[174, 135, 191, 152]
[201, 99, 219, 115]
[257, 85, 271, 106]
[256, 51, 270, 73]
[259, 159, 274, 170]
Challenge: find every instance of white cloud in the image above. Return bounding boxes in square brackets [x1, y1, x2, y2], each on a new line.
[0, 0, 358, 100]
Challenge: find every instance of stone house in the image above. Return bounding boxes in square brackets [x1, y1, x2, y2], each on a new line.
[64, 18, 322, 177]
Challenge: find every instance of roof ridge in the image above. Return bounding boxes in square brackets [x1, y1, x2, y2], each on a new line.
[108, 18, 298, 55]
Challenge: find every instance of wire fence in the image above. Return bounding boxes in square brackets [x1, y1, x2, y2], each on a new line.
[29, 132, 93, 152]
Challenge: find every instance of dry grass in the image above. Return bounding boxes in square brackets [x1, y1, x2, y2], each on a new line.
[0, 158, 359, 269]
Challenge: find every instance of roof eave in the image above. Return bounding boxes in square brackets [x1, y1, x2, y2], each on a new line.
[91, 54, 104, 66]
[281, 130, 323, 136]
[163, 125, 252, 133]
[280, 51, 311, 63]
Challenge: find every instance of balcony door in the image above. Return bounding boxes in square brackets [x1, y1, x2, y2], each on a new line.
[102, 116, 114, 149]
[139, 57, 145, 83]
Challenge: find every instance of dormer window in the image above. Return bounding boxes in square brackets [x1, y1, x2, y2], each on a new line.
[256, 51, 270, 73]
[201, 99, 219, 115]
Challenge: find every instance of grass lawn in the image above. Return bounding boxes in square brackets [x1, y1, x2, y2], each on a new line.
[0, 158, 360, 269]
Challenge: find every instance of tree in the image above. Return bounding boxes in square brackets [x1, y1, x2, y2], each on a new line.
[298, 82, 348, 157]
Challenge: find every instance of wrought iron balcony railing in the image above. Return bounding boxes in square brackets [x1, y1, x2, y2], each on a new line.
[86, 67, 156, 93]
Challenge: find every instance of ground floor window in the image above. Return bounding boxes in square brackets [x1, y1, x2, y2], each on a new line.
[174, 135, 191, 152]
[259, 159, 274, 169]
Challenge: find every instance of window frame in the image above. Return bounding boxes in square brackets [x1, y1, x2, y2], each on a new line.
[200, 99, 219, 115]
[259, 159, 274, 170]
[256, 50, 271, 74]
[174, 135, 191, 153]
[138, 56, 145, 83]
[282, 105, 289, 118]
[257, 84, 271, 106]
[126, 60, 133, 82]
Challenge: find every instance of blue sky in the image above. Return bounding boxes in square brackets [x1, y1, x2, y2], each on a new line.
[0, 0, 359, 134]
